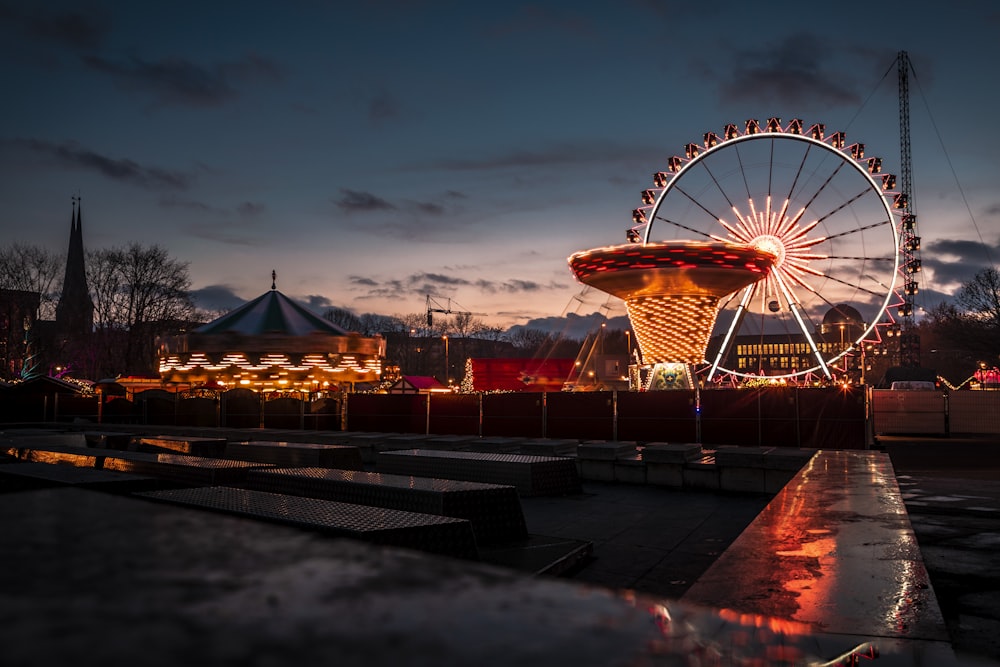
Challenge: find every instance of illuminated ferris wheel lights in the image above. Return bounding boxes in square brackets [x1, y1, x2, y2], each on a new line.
[808, 123, 825, 139]
[881, 174, 896, 191]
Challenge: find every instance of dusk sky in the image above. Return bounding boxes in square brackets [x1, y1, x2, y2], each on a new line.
[2, 0, 998, 332]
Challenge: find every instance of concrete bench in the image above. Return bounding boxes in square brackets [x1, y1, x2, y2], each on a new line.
[467, 436, 528, 454]
[681, 450, 949, 648]
[0, 460, 164, 493]
[4, 443, 107, 468]
[83, 431, 134, 450]
[577, 440, 638, 482]
[642, 442, 704, 488]
[223, 441, 363, 470]
[244, 467, 527, 544]
[136, 435, 228, 457]
[517, 438, 578, 457]
[4, 441, 274, 487]
[376, 449, 581, 497]
[138, 486, 479, 560]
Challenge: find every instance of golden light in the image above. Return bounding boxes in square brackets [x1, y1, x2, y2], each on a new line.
[568, 241, 774, 365]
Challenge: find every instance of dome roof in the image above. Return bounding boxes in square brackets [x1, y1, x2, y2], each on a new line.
[194, 289, 349, 336]
[822, 304, 864, 327]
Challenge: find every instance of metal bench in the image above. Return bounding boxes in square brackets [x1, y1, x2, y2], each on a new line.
[135, 435, 228, 457]
[137, 486, 479, 560]
[102, 452, 270, 486]
[376, 449, 582, 497]
[4, 443, 270, 487]
[244, 467, 527, 544]
[223, 441, 363, 469]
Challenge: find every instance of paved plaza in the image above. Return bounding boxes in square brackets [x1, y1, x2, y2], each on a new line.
[2, 427, 999, 665]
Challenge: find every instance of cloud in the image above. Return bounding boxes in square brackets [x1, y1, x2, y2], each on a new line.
[0, 4, 108, 52]
[237, 201, 266, 218]
[407, 272, 472, 287]
[482, 5, 595, 40]
[81, 52, 282, 107]
[368, 90, 402, 124]
[334, 188, 396, 213]
[424, 141, 650, 171]
[710, 33, 862, 109]
[509, 311, 630, 338]
[190, 284, 246, 312]
[15, 138, 192, 189]
[921, 238, 999, 287]
[473, 278, 568, 294]
[305, 294, 333, 309]
[348, 276, 379, 287]
[414, 201, 446, 215]
[160, 196, 221, 213]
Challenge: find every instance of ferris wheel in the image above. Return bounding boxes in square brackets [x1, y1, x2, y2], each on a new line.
[629, 119, 902, 381]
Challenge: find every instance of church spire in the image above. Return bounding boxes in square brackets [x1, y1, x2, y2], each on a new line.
[55, 196, 94, 336]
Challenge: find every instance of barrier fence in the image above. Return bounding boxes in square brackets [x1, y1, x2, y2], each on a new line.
[4, 387, 997, 445]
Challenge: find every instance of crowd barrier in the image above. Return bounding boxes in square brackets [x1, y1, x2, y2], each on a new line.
[1, 386, 877, 448]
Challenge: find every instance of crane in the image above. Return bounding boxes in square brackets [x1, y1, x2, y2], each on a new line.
[897, 51, 923, 367]
[425, 295, 485, 326]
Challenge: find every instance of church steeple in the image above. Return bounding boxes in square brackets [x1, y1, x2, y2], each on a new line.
[55, 196, 94, 336]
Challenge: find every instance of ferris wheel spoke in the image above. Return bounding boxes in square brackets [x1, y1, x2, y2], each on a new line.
[811, 268, 888, 298]
[672, 183, 730, 226]
[772, 272, 832, 378]
[795, 160, 848, 212]
[785, 141, 813, 202]
[653, 215, 715, 240]
[824, 218, 894, 241]
[813, 188, 870, 225]
[698, 160, 737, 210]
[825, 255, 895, 262]
[708, 283, 756, 381]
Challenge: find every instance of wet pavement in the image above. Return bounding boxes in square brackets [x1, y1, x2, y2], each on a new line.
[2, 427, 1000, 665]
[882, 437, 1000, 663]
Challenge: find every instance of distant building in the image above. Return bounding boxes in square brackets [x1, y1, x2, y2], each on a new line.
[707, 304, 870, 381]
[0, 289, 40, 379]
[387, 375, 449, 394]
[5, 201, 96, 380]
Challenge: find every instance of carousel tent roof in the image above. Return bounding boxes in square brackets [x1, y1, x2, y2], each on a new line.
[194, 289, 350, 337]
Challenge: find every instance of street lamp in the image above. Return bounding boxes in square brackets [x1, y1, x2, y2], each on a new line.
[442, 335, 449, 385]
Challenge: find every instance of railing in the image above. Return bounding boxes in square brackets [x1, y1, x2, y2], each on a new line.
[6, 386, 995, 442]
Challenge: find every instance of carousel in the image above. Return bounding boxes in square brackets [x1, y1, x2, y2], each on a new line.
[158, 274, 385, 394]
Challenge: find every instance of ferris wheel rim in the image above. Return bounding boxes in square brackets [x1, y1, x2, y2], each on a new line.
[633, 120, 902, 380]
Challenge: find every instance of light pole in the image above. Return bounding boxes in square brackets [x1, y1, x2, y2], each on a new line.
[442, 335, 449, 385]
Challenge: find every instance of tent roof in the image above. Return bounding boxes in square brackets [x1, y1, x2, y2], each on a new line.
[194, 289, 349, 337]
[399, 376, 446, 390]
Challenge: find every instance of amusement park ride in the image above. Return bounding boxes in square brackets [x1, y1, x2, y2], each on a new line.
[569, 111, 915, 391]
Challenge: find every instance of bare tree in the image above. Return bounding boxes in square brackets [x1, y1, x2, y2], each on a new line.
[0, 244, 62, 320]
[957, 267, 1000, 329]
[322, 306, 364, 332]
[87, 244, 194, 376]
